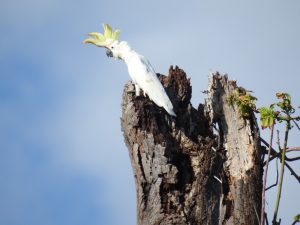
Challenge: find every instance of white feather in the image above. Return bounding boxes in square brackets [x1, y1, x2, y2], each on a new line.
[109, 41, 176, 117]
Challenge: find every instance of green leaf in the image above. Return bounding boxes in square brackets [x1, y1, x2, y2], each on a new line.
[276, 92, 294, 113]
[276, 92, 291, 101]
[294, 214, 300, 221]
[228, 89, 257, 117]
[258, 106, 276, 129]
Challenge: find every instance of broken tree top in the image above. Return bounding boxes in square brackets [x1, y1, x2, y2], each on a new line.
[121, 67, 261, 225]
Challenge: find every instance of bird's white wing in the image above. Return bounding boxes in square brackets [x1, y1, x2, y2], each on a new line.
[126, 54, 176, 116]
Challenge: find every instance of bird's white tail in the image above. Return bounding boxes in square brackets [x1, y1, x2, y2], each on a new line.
[167, 108, 177, 117]
[163, 101, 176, 117]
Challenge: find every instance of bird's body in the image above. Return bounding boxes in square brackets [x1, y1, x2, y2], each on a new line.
[83, 24, 176, 117]
[105, 40, 176, 116]
[118, 44, 176, 116]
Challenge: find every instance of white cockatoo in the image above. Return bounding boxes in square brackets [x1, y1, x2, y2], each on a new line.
[83, 24, 176, 117]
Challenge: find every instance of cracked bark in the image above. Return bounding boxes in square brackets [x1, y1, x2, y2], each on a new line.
[121, 67, 262, 225]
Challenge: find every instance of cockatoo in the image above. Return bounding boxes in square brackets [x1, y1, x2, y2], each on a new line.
[83, 24, 176, 117]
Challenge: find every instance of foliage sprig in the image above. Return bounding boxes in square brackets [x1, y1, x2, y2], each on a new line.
[229, 88, 257, 117]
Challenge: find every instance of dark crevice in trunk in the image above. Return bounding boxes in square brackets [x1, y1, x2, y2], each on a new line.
[121, 68, 262, 225]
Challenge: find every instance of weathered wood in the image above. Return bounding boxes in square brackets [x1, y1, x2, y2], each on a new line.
[205, 73, 262, 225]
[121, 68, 262, 225]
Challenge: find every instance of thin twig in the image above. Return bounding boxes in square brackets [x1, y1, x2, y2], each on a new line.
[287, 147, 300, 152]
[266, 158, 279, 191]
[262, 141, 300, 164]
[262, 142, 300, 154]
[260, 138, 279, 165]
[260, 137, 278, 155]
[272, 121, 290, 224]
[266, 182, 277, 191]
[292, 119, 300, 131]
[284, 162, 300, 183]
[265, 212, 269, 225]
[276, 130, 281, 152]
[265, 131, 280, 191]
[260, 124, 275, 225]
[261, 145, 267, 163]
[266, 154, 300, 164]
[285, 156, 300, 161]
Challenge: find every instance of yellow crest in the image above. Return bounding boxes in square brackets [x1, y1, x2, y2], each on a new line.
[83, 24, 120, 47]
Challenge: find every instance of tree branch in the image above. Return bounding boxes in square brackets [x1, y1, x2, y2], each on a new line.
[287, 147, 300, 152]
[260, 137, 300, 165]
[284, 162, 300, 183]
[266, 159, 279, 191]
[260, 124, 274, 225]
[292, 119, 300, 131]
[273, 121, 290, 224]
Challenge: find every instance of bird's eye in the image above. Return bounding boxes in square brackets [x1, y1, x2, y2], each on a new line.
[111, 46, 114, 49]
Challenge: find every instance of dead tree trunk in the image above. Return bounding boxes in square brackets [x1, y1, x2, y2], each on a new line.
[121, 66, 262, 225]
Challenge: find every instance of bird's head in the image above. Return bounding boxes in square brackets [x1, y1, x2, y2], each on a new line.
[106, 41, 131, 60]
[83, 24, 128, 60]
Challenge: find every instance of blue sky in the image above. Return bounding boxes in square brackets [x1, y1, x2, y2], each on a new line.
[0, 0, 299, 224]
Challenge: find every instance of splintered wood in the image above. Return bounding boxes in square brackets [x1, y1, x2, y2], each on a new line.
[121, 68, 262, 225]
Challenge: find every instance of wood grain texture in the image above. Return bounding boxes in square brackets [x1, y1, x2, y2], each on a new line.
[121, 68, 262, 225]
[205, 73, 262, 225]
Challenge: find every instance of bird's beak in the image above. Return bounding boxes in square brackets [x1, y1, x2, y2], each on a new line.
[106, 49, 113, 57]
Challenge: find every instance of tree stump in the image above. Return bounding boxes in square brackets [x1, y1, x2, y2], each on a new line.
[121, 66, 262, 225]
